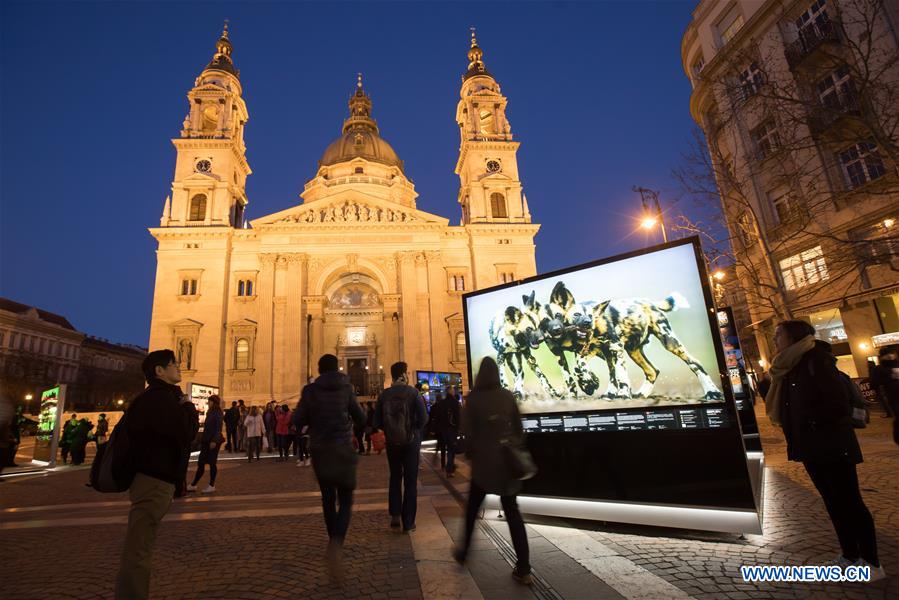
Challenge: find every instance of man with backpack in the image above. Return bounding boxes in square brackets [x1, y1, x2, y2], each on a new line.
[115, 350, 193, 600]
[374, 361, 428, 532]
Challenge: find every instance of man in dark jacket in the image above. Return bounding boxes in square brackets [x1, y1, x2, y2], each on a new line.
[115, 349, 192, 600]
[224, 401, 239, 452]
[374, 361, 428, 532]
[433, 391, 460, 476]
[871, 344, 898, 440]
[295, 354, 365, 581]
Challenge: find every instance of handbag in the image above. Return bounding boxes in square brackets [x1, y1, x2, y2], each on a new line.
[500, 436, 537, 481]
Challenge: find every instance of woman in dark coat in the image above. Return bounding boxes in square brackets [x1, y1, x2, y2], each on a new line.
[453, 356, 531, 585]
[188, 395, 223, 493]
[766, 320, 883, 579]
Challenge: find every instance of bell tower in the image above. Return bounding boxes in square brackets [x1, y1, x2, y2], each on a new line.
[455, 29, 530, 225]
[162, 22, 251, 228]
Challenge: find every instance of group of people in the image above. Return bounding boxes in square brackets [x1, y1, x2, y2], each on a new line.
[60, 413, 109, 465]
[112, 349, 533, 598]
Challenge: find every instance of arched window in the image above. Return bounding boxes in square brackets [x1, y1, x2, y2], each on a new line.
[235, 338, 250, 369]
[456, 332, 467, 362]
[189, 194, 207, 221]
[490, 193, 507, 218]
[246, 280, 253, 296]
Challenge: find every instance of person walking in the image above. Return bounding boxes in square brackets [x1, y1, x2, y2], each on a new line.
[765, 320, 884, 581]
[263, 402, 277, 453]
[115, 350, 193, 600]
[275, 405, 292, 461]
[373, 361, 428, 532]
[188, 395, 223, 493]
[453, 356, 532, 585]
[871, 345, 898, 429]
[245, 406, 265, 461]
[60, 413, 78, 464]
[363, 402, 374, 455]
[295, 354, 365, 580]
[224, 401, 239, 453]
[69, 417, 93, 466]
[434, 390, 460, 476]
[236, 399, 248, 452]
[94, 413, 110, 452]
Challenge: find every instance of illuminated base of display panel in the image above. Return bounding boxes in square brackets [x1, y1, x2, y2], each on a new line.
[485, 494, 763, 535]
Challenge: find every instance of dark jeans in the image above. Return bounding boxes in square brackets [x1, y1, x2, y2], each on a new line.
[442, 429, 457, 474]
[354, 429, 365, 454]
[319, 483, 354, 543]
[296, 435, 309, 461]
[461, 481, 530, 574]
[192, 442, 220, 486]
[804, 460, 879, 566]
[225, 425, 237, 452]
[277, 434, 291, 458]
[386, 440, 420, 529]
[265, 429, 275, 452]
[247, 436, 261, 460]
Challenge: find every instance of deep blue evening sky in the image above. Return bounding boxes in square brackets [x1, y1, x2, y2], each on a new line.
[1, 1, 706, 346]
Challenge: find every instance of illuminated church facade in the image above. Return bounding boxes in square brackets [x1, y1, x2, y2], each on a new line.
[148, 26, 539, 401]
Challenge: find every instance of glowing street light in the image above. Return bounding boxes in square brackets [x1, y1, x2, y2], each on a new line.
[712, 270, 726, 281]
[634, 186, 667, 243]
[640, 216, 659, 230]
[116, 399, 124, 406]
[883, 218, 895, 229]
[25, 393, 33, 401]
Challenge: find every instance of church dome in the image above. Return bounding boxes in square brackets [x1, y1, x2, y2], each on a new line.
[320, 129, 403, 171]
[319, 75, 404, 173]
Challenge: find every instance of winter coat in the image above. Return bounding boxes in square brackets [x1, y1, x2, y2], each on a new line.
[463, 386, 525, 496]
[244, 414, 265, 437]
[373, 383, 428, 442]
[871, 358, 899, 405]
[224, 406, 240, 429]
[263, 408, 276, 431]
[275, 411, 292, 436]
[781, 344, 862, 464]
[295, 371, 365, 448]
[433, 395, 460, 433]
[127, 379, 193, 485]
[201, 409, 223, 444]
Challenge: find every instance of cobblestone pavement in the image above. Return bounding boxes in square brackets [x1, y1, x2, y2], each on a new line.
[1, 405, 897, 599]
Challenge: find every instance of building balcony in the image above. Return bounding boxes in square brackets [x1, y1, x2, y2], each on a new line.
[807, 93, 862, 137]
[785, 21, 841, 70]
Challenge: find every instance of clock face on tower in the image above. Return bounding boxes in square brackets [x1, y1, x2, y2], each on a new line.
[486, 160, 501, 174]
[195, 159, 211, 173]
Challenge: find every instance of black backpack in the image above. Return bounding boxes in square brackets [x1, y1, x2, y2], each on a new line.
[382, 390, 414, 446]
[89, 411, 136, 492]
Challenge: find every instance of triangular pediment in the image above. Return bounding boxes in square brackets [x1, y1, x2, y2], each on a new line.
[171, 318, 204, 328]
[181, 172, 221, 183]
[251, 193, 448, 227]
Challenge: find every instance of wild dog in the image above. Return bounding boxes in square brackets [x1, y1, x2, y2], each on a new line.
[488, 295, 562, 400]
[524, 282, 600, 397]
[582, 293, 724, 401]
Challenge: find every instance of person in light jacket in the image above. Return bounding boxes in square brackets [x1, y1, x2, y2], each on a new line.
[244, 406, 265, 461]
[453, 356, 531, 586]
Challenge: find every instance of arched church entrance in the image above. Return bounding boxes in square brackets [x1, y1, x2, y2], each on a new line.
[322, 273, 387, 397]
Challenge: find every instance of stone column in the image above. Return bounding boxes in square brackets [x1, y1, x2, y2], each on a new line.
[304, 296, 326, 380]
[280, 253, 306, 398]
[425, 251, 445, 370]
[381, 294, 401, 371]
[414, 252, 433, 370]
[397, 251, 417, 369]
[254, 253, 278, 400]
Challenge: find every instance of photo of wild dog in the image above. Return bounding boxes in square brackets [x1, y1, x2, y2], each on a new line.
[522, 282, 600, 397]
[553, 284, 725, 402]
[488, 295, 561, 400]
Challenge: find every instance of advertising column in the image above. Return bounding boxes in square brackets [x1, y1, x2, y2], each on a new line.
[33, 385, 67, 467]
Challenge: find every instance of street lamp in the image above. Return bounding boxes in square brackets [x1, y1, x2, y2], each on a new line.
[634, 186, 667, 243]
[712, 270, 726, 281]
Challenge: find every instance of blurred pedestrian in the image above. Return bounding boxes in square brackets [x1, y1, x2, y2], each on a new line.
[245, 406, 264, 461]
[766, 320, 884, 581]
[275, 404, 292, 461]
[60, 413, 78, 464]
[363, 402, 374, 455]
[115, 349, 192, 599]
[453, 356, 532, 586]
[224, 401, 239, 452]
[69, 417, 93, 465]
[188, 395, 223, 493]
[237, 399, 248, 452]
[871, 345, 898, 428]
[374, 361, 428, 532]
[0, 395, 14, 477]
[295, 354, 365, 582]
[263, 401, 277, 453]
[434, 390, 460, 476]
[94, 413, 110, 451]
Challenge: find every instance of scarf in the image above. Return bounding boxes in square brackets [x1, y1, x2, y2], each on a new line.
[765, 334, 816, 426]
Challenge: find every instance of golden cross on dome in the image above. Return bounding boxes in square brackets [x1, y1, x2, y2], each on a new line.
[357, 72, 363, 89]
[222, 19, 229, 38]
[470, 26, 477, 47]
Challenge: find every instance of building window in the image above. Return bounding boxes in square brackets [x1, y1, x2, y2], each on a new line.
[718, 8, 744, 45]
[354, 167, 364, 174]
[0, 331, 4, 348]
[235, 338, 250, 369]
[751, 120, 779, 159]
[816, 65, 853, 110]
[450, 274, 466, 291]
[768, 189, 795, 224]
[236, 279, 254, 297]
[838, 141, 885, 189]
[188, 194, 207, 221]
[808, 308, 847, 344]
[499, 272, 515, 283]
[691, 54, 705, 77]
[180, 278, 199, 296]
[455, 332, 467, 362]
[796, 0, 829, 35]
[738, 62, 764, 101]
[779, 246, 829, 290]
[490, 193, 507, 218]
